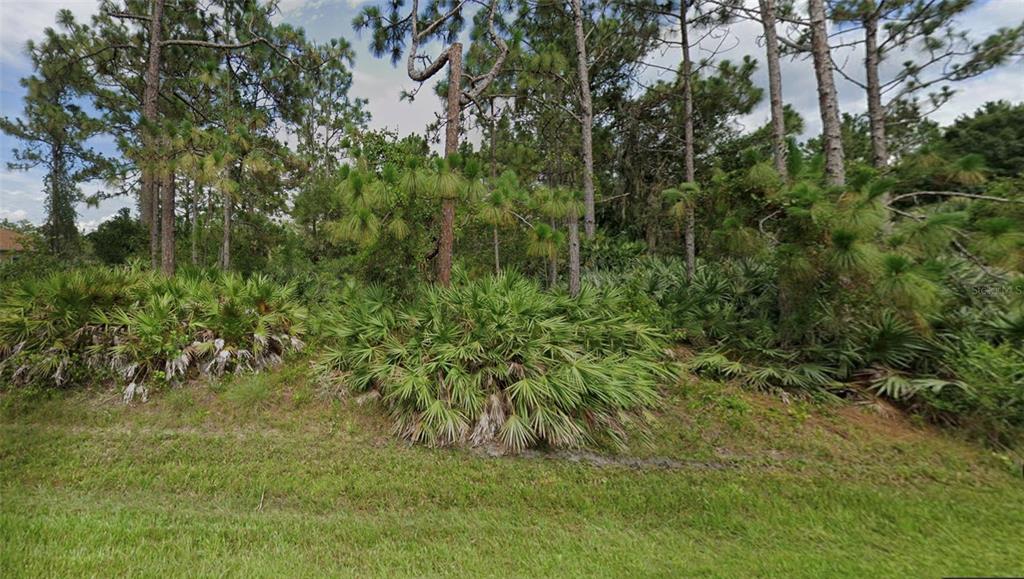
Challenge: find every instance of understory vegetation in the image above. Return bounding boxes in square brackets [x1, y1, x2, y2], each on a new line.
[318, 273, 669, 451]
[0, 266, 306, 400]
[0, 1, 1021, 457]
[2, 0, 1024, 573]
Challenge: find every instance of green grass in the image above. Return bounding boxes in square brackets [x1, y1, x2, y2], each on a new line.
[2, 365, 1023, 577]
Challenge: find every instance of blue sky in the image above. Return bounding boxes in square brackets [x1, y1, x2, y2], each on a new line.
[1, 0, 1022, 229]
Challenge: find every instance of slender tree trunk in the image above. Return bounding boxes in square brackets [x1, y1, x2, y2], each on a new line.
[191, 182, 199, 266]
[568, 208, 580, 296]
[490, 99, 501, 274]
[150, 177, 161, 269]
[547, 215, 559, 289]
[759, 0, 788, 179]
[141, 0, 164, 264]
[680, 0, 697, 279]
[220, 192, 231, 270]
[437, 43, 462, 287]
[493, 226, 501, 274]
[160, 171, 175, 275]
[864, 12, 888, 170]
[570, 0, 596, 239]
[808, 0, 846, 186]
[490, 100, 498, 180]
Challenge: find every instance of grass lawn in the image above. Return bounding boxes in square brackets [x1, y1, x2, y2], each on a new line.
[2, 363, 1023, 577]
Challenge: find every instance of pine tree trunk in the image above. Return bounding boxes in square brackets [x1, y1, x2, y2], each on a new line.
[808, 0, 846, 186]
[150, 177, 161, 270]
[865, 12, 888, 169]
[548, 219, 558, 289]
[568, 208, 581, 296]
[160, 171, 175, 275]
[493, 226, 501, 274]
[759, 0, 788, 179]
[437, 43, 462, 287]
[570, 0, 596, 239]
[141, 0, 164, 264]
[681, 0, 697, 279]
[191, 182, 199, 266]
[490, 100, 501, 275]
[490, 100, 498, 180]
[219, 193, 231, 271]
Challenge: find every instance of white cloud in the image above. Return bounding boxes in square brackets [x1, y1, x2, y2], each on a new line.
[672, 0, 1024, 138]
[0, 207, 27, 221]
[77, 211, 118, 233]
[0, 0, 97, 66]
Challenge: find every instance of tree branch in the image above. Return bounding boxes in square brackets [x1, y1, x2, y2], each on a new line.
[890, 191, 1021, 204]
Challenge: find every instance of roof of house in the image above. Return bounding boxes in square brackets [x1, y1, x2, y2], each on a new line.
[0, 228, 25, 252]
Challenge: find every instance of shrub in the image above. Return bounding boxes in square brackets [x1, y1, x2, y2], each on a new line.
[318, 272, 672, 453]
[917, 340, 1024, 446]
[0, 266, 306, 399]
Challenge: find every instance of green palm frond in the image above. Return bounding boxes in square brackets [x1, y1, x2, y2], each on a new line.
[317, 273, 669, 453]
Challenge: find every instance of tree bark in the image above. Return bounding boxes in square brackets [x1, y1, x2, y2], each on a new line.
[150, 177, 161, 270]
[437, 43, 462, 287]
[490, 99, 500, 274]
[219, 192, 231, 270]
[759, 0, 788, 179]
[491, 225, 499, 272]
[548, 218, 559, 289]
[680, 0, 697, 279]
[570, 0, 596, 239]
[568, 207, 580, 296]
[191, 182, 199, 266]
[808, 0, 846, 186]
[864, 11, 888, 169]
[160, 170, 175, 275]
[141, 0, 164, 264]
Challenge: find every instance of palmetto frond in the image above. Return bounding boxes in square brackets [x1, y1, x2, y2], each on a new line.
[0, 268, 306, 392]
[317, 273, 669, 453]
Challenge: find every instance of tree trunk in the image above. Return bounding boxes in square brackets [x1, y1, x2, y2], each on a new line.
[680, 0, 697, 279]
[865, 12, 888, 170]
[141, 0, 164, 264]
[759, 0, 788, 179]
[490, 99, 501, 274]
[150, 177, 161, 270]
[568, 208, 580, 296]
[160, 170, 175, 275]
[548, 217, 559, 289]
[191, 182, 199, 266]
[219, 192, 231, 270]
[490, 100, 498, 180]
[808, 0, 846, 186]
[570, 0, 596, 239]
[493, 226, 501, 274]
[437, 43, 462, 287]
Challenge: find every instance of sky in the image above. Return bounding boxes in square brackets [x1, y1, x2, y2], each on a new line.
[1, 0, 1022, 229]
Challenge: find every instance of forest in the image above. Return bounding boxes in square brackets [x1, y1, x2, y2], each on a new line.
[1, 0, 1023, 574]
